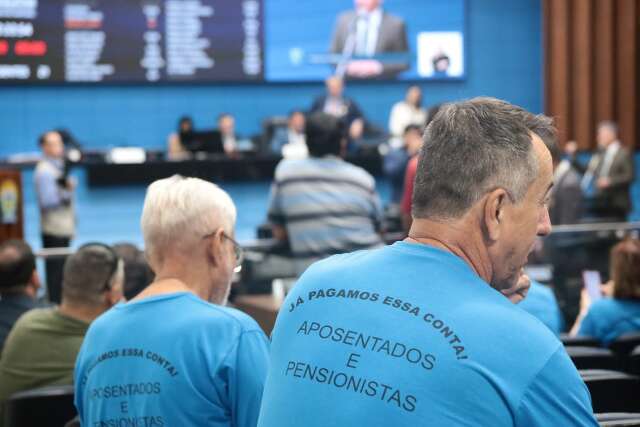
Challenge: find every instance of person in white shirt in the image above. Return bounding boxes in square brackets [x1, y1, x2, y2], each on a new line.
[388, 86, 426, 148]
[218, 113, 239, 157]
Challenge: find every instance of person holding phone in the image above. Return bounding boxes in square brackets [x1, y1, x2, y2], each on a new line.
[570, 239, 640, 344]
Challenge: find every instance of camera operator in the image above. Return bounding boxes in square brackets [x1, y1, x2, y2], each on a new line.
[35, 130, 76, 304]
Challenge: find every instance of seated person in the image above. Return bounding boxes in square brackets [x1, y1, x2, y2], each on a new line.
[75, 176, 270, 427]
[401, 105, 441, 232]
[218, 113, 240, 156]
[113, 242, 154, 300]
[270, 110, 308, 159]
[385, 124, 423, 207]
[258, 97, 597, 426]
[267, 112, 383, 273]
[571, 238, 640, 345]
[388, 86, 426, 148]
[519, 280, 564, 335]
[0, 240, 41, 353]
[0, 244, 123, 408]
[167, 116, 194, 160]
[310, 76, 366, 143]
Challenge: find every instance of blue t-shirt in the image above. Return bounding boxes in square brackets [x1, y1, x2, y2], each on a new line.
[258, 242, 597, 427]
[75, 292, 270, 427]
[578, 298, 640, 345]
[518, 281, 564, 335]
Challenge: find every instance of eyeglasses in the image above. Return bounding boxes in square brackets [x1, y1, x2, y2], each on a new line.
[203, 231, 244, 272]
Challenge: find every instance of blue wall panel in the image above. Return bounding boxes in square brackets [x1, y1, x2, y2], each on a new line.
[0, 0, 542, 157]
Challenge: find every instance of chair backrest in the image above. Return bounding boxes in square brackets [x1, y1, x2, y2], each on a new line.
[610, 333, 640, 356]
[3, 384, 76, 427]
[580, 370, 640, 413]
[561, 334, 601, 348]
[566, 346, 620, 370]
[596, 413, 640, 427]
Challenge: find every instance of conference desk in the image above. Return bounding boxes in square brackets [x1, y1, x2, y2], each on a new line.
[84, 153, 383, 187]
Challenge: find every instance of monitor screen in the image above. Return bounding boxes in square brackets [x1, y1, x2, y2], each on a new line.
[0, 0, 464, 84]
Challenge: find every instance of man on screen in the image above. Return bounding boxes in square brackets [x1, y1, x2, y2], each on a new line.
[257, 98, 598, 426]
[331, 0, 409, 78]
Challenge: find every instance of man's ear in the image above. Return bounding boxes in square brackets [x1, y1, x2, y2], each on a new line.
[483, 188, 508, 242]
[30, 270, 41, 290]
[206, 228, 226, 268]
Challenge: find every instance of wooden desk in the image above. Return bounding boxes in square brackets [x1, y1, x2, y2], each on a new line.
[233, 294, 283, 337]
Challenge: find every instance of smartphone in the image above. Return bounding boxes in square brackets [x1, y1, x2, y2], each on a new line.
[582, 270, 603, 302]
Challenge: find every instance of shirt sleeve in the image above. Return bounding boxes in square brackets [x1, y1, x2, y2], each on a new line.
[266, 182, 285, 226]
[515, 347, 598, 427]
[370, 190, 384, 232]
[577, 309, 597, 338]
[227, 330, 270, 427]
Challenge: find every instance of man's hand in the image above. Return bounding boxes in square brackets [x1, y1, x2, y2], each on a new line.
[349, 119, 364, 140]
[597, 177, 611, 189]
[501, 272, 531, 304]
[346, 60, 383, 78]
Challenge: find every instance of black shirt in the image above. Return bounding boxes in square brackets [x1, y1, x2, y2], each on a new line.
[0, 293, 38, 354]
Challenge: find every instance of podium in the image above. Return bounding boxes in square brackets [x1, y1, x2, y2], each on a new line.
[0, 169, 23, 242]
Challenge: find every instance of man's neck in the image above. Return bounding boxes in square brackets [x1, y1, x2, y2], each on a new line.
[0, 285, 31, 298]
[406, 216, 492, 283]
[141, 259, 223, 305]
[58, 301, 106, 324]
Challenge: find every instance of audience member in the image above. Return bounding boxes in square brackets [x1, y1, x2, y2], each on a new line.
[519, 280, 564, 335]
[571, 239, 640, 345]
[257, 98, 597, 426]
[218, 113, 239, 156]
[0, 244, 123, 412]
[542, 139, 586, 328]
[400, 105, 440, 231]
[576, 121, 633, 221]
[167, 116, 194, 160]
[75, 176, 270, 427]
[267, 112, 383, 274]
[399, 124, 425, 231]
[36, 130, 75, 304]
[548, 140, 583, 225]
[388, 86, 426, 148]
[384, 124, 421, 207]
[112, 242, 154, 300]
[0, 240, 41, 353]
[310, 76, 365, 142]
[270, 110, 308, 159]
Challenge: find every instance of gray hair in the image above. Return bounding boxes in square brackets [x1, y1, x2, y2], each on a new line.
[141, 175, 237, 268]
[598, 120, 618, 136]
[62, 245, 124, 306]
[412, 97, 555, 220]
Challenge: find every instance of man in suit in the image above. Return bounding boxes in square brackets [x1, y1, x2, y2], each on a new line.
[270, 110, 308, 159]
[548, 143, 584, 225]
[577, 121, 633, 221]
[330, 0, 409, 78]
[310, 76, 365, 142]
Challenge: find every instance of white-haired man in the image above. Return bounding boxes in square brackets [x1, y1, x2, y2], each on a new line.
[74, 176, 270, 427]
